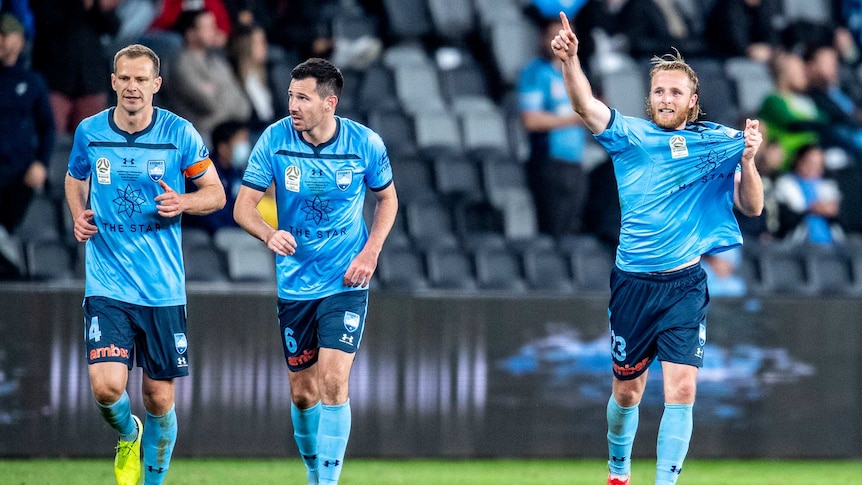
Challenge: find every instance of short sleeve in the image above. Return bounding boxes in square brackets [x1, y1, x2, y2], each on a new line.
[364, 131, 392, 191]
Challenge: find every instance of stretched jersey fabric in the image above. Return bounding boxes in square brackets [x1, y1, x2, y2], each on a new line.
[242, 116, 393, 300]
[594, 109, 745, 272]
[68, 107, 210, 306]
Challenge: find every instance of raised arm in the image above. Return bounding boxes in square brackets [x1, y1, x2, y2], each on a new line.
[551, 11, 611, 134]
[734, 119, 764, 217]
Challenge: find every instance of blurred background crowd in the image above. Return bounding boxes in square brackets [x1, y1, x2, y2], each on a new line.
[2, 0, 862, 298]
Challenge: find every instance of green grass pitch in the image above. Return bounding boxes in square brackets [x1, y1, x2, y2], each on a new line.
[1, 458, 860, 484]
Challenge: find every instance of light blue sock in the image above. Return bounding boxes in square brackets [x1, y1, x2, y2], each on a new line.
[318, 400, 351, 485]
[655, 403, 694, 485]
[292, 401, 322, 483]
[607, 395, 639, 477]
[142, 406, 177, 485]
[97, 391, 137, 441]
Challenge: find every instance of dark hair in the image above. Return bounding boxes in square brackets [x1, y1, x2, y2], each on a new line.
[212, 120, 248, 147]
[173, 9, 209, 36]
[790, 143, 822, 171]
[291, 58, 343, 99]
[113, 44, 161, 77]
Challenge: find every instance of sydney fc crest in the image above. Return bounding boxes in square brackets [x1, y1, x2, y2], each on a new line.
[148, 160, 166, 182]
[336, 169, 353, 191]
[174, 333, 188, 354]
[343, 311, 360, 332]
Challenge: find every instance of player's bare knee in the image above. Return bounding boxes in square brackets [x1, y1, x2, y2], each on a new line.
[91, 383, 125, 406]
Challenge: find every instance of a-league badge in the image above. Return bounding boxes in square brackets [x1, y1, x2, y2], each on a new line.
[336, 169, 352, 191]
[148, 160, 166, 182]
[174, 333, 188, 354]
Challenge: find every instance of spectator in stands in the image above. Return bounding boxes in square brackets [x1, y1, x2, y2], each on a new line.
[774, 143, 845, 246]
[701, 248, 747, 297]
[30, 0, 120, 136]
[0, 13, 54, 234]
[757, 51, 827, 170]
[804, 43, 862, 158]
[0, 0, 34, 41]
[616, 0, 706, 59]
[150, 0, 231, 47]
[170, 8, 251, 144]
[518, 16, 591, 237]
[703, 0, 778, 62]
[183, 120, 250, 235]
[265, 0, 338, 64]
[227, 23, 287, 134]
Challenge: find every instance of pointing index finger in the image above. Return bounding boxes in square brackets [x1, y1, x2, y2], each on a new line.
[560, 11, 573, 32]
[158, 179, 174, 192]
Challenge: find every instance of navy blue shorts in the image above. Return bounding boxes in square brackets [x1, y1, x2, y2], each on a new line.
[83, 296, 190, 380]
[277, 290, 368, 372]
[608, 264, 709, 380]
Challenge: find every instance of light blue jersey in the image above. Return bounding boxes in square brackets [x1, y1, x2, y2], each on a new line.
[518, 57, 587, 162]
[68, 107, 211, 306]
[595, 109, 745, 272]
[242, 116, 393, 300]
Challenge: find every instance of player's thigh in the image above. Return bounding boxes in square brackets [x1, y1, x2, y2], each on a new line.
[278, 298, 322, 372]
[88, 361, 131, 403]
[83, 297, 136, 369]
[135, 304, 190, 380]
[316, 290, 368, 353]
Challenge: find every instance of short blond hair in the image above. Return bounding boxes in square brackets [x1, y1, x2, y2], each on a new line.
[113, 44, 161, 77]
[648, 49, 701, 123]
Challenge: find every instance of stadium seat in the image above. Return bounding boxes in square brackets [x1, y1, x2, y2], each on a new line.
[224, 244, 276, 283]
[425, 248, 478, 291]
[213, 226, 259, 252]
[724, 57, 774, 117]
[570, 246, 614, 293]
[392, 63, 447, 114]
[805, 248, 858, 296]
[184, 245, 229, 283]
[474, 247, 528, 292]
[432, 155, 483, 203]
[480, 158, 530, 209]
[366, 108, 419, 159]
[381, 0, 434, 41]
[404, 200, 459, 250]
[460, 106, 511, 158]
[390, 158, 437, 204]
[426, 0, 475, 41]
[687, 58, 740, 127]
[439, 62, 492, 105]
[356, 64, 401, 113]
[413, 110, 463, 158]
[25, 239, 74, 281]
[488, 18, 539, 87]
[377, 247, 429, 291]
[522, 247, 575, 293]
[382, 42, 433, 70]
[758, 249, 816, 295]
[182, 227, 212, 252]
[599, 59, 648, 118]
[13, 195, 62, 243]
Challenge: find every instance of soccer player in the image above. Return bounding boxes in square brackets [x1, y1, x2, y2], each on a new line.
[233, 58, 398, 485]
[65, 44, 226, 485]
[550, 12, 764, 485]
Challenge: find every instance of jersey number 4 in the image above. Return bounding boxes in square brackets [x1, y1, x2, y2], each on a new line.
[87, 316, 102, 342]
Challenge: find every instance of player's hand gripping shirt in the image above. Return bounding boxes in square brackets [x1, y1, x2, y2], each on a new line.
[242, 116, 393, 300]
[594, 109, 746, 272]
[68, 108, 211, 306]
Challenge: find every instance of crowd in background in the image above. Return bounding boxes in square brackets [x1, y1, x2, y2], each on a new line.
[3, 0, 862, 293]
